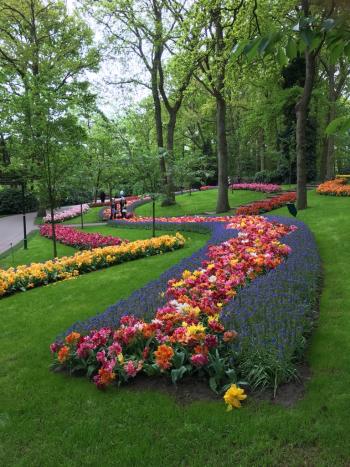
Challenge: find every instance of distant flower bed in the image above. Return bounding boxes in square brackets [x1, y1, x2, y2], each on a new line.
[90, 196, 141, 208]
[200, 185, 217, 190]
[317, 178, 350, 196]
[0, 234, 185, 298]
[236, 192, 296, 215]
[51, 216, 297, 409]
[229, 183, 281, 193]
[40, 224, 126, 250]
[44, 204, 90, 223]
[118, 214, 235, 224]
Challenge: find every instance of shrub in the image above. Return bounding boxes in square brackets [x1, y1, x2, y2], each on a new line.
[0, 187, 38, 215]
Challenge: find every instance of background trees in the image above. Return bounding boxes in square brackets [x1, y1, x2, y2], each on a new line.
[0, 0, 349, 222]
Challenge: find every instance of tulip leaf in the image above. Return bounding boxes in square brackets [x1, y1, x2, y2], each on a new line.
[209, 376, 218, 393]
[171, 366, 187, 385]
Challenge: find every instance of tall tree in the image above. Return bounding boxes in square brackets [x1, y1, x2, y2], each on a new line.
[0, 0, 99, 255]
[319, 58, 348, 180]
[189, 0, 246, 213]
[86, 0, 198, 205]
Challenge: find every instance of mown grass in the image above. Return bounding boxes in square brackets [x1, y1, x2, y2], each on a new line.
[1, 191, 350, 466]
[0, 225, 188, 269]
[135, 188, 266, 217]
[62, 206, 103, 224]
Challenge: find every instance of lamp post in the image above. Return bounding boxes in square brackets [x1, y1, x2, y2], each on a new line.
[152, 194, 156, 238]
[21, 182, 28, 249]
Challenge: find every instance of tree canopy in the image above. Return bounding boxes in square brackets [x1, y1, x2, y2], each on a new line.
[0, 0, 349, 213]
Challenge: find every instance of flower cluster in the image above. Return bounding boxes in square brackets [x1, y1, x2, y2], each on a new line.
[229, 183, 280, 193]
[236, 192, 296, 215]
[199, 185, 217, 190]
[39, 224, 126, 250]
[51, 216, 296, 408]
[43, 204, 90, 223]
[0, 234, 185, 298]
[317, 178, 350, 196]
[118, 214, 235, 224]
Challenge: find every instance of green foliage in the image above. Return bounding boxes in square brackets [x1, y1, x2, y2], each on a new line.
[0, 186, 38, 215]
[238, 350, 298, 396]
[326, 115, 350, 136]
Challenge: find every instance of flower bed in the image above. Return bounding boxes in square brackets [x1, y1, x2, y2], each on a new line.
[50, 215, 317, 408]
[0, 234, 185, 298]
[40, 224, 126, 250]
[200, 185, 217, 190]
[113, 214, 235, 224]
[44, 204, 90, 223]
[236, 192, 296, 215]
[229, 183, 281, 193]
[317, 178, 350, 196]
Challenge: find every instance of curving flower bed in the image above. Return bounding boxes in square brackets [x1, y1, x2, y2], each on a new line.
[317, 178, 350, 196]
[118, 214, 235, 224]
[44, 204, 90, 223]
[229, 183, 281, 193]
[236, 192, 296, 215]
[0, 234, 185, 298]
[50, 215, 320, 408]
[40, 224, 126, 250]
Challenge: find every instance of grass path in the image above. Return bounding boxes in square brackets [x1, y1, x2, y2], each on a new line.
[1, 191, 350, 465]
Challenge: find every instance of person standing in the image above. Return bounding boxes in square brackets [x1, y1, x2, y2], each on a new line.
[100, 190, 106, 204]
[110, 198, 116, 220]
[119, 191, 127, 218]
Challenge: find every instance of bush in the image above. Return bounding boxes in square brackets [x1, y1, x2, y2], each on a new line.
[0, 187, 38, 215]
[254, 166, 289, 185]
[254, 170, 274, 184]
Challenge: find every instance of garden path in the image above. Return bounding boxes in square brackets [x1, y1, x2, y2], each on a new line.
[0, 211, 38, 255]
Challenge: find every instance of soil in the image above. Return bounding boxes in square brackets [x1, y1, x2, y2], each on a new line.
[253, 362, 312, 408]
[122, 362, 312, 408]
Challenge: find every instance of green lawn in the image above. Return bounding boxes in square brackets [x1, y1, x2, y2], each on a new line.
[0, 233, 76, 268]
[62, 206, 103, 224]
[135, 189, 266, 217]
[0, 225, 191, 269]
[1, 191, 350, 466]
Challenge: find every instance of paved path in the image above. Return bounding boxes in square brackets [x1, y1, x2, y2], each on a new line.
[0, 212, 38, 255]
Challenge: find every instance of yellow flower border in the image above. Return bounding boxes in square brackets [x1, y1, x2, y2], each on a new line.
[0, 233, 185, 298]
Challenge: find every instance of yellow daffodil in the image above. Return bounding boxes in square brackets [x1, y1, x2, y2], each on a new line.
[223, 384, 247, 411]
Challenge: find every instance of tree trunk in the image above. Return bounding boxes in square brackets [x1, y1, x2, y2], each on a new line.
[216, 94, 230, 212]
[259, 128, 265, 171]
[325, 67, 336, 180]
[162, 111, 176, 206]
[151, 68, 167, 190]
[214, 10, 230, 213]
[295, 50, 316, 210]
[319, 108, 336, 181]
[0, 133, 10, 165]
